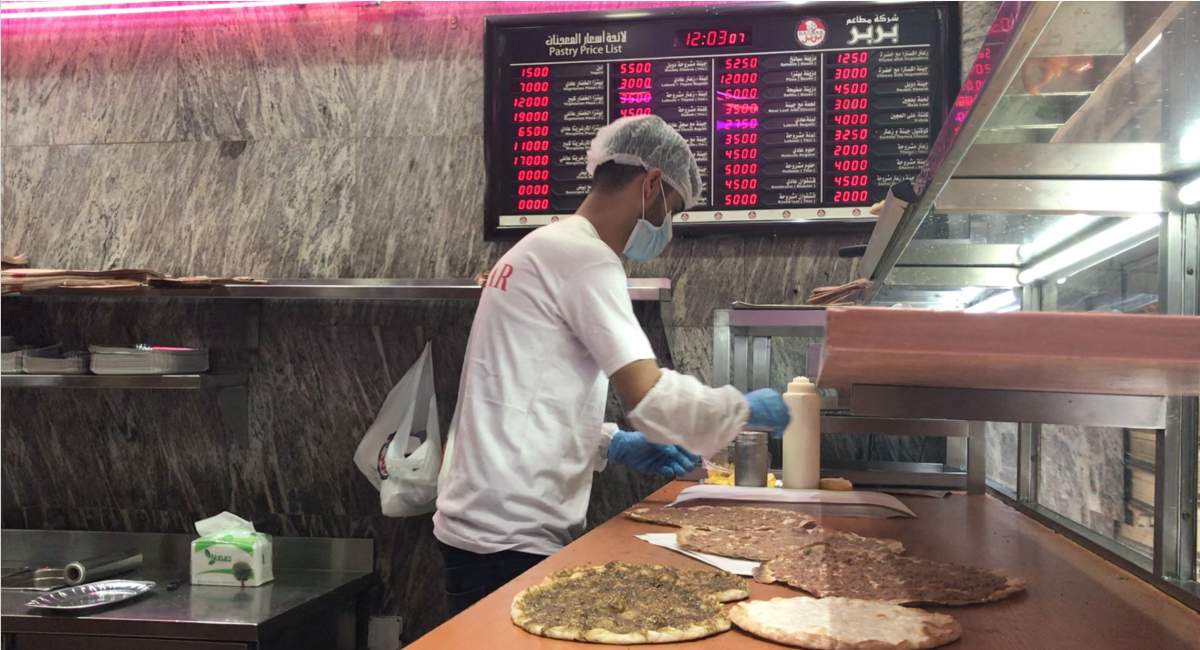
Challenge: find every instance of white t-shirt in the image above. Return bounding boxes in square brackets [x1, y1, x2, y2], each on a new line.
[433, 216, 656, 556]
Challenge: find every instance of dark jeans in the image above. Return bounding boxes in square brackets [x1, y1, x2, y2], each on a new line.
[438, 541, 546, 616]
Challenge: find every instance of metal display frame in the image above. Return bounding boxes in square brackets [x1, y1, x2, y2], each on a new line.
[843, 0, 1200, 610]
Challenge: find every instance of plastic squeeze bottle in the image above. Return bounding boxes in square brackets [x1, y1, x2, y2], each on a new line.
[781, 376, 821, 489]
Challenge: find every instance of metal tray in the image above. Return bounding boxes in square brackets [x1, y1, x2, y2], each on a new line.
[25, 580, 155, 611]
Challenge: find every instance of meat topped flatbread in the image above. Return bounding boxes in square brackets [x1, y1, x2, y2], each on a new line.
[513, 562, 733, 644]
[677, 526, 904, 561]
[628, 505, 815, 531]
[730, 596, 962, 650]
[753, 543, 1025, 606]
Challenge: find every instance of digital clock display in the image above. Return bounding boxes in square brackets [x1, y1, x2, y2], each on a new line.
[484, 3, 955, 236]
[674, 27, 753, 49]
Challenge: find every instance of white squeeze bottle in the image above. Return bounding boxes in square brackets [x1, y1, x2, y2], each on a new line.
[781, 376, 821, 489]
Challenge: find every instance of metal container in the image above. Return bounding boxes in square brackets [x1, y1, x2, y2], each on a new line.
[734, 431, 770, 487]
[64, 548, 142, 586]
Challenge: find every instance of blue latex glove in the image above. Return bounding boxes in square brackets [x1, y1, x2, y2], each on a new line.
[745, 388, 790, 439]
[608, 431, 701, 477]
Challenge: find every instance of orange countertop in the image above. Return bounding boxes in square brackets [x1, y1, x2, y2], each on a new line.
[410, 482, 1200, 649]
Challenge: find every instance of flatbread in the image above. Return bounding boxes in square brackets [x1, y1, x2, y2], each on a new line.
[730, 596, 962, 650]
[512, 562, 733, 644]
[754, 543, 1025, 606]
[658, 564, 749, 603]
[628, 505, 815, 531]
[677, 526, 904, 561]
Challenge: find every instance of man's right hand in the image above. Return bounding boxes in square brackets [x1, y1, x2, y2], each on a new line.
[745, 388, 790, 438]
[607, 430, 700, 477]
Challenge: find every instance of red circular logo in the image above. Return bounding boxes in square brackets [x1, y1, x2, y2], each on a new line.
[796, 18, 828, 47]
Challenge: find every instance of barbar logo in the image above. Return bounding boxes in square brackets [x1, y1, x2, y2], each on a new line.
[795, 18, 827, 48]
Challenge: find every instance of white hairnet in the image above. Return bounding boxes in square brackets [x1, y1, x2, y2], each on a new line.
[586, 115, 703, 209]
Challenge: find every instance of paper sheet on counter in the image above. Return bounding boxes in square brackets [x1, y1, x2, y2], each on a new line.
[635, 533, 759, 577]
[670, 485, 916, 518]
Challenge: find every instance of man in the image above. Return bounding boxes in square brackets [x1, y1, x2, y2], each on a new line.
[434, 115, 789, 614]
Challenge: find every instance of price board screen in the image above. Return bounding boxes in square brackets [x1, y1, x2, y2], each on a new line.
[484, 2, 959, 237]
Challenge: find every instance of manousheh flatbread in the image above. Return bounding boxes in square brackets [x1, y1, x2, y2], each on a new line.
[730, 596, 962, 650]
[513, 562, 745, 644]
[677, 526, 904, 561]
[753, 543, 1026, 606]
[628, 505, 815, 531]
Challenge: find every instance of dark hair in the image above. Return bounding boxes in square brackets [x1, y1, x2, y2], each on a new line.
[590, 161, 646, 194]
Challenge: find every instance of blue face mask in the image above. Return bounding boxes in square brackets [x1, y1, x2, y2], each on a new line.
[623, 182, 674, 262]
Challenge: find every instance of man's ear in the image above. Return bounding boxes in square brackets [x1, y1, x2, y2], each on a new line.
[644, 168, 664, 198]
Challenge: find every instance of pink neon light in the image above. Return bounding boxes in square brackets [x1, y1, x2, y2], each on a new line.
[0, 0, 365, 20]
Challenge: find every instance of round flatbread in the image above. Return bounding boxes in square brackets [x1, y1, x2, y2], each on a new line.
[677, 526, 904, 561]
[658, 564, 749, 603]
[628, 505, 815, 531]
[730, 596, 962, 650]
[512, 562, 732, 644]
[753, 543, 1026, 606]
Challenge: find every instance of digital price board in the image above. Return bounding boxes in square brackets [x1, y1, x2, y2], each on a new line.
[484, 3, 959, 238]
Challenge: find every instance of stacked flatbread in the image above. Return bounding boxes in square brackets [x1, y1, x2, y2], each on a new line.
[626, 502, 1025, 650]
[628, 505, 815, 531]
[677, 526, 904, 561]
[754, 543, 1025, 606]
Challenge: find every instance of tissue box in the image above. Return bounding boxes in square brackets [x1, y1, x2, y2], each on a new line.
[190, 530, 274, 587]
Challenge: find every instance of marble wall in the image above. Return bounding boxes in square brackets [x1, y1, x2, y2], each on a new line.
[2, 1, 998, 642]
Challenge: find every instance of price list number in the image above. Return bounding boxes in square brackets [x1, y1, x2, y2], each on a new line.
[716, 56, 763, 208]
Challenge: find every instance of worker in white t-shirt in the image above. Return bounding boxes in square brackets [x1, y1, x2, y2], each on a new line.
[433, 115, 790, 615]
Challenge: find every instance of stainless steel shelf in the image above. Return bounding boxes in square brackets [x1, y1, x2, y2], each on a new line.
[1, 373, 246, 389]
[6, 278, 673, 302]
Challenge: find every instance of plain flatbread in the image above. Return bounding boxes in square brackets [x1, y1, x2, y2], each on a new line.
[754, 543, 1026, 606]
[628, 505, 815, 531]
[512, 562, 733, 644]
[677, 526, 904, 561]
[730, 596, 962, 650]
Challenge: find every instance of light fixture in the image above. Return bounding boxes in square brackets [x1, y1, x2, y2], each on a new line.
[1135, 33, 1162, 64]
[995, 303, 1021, 314]
[1181, 124, 1200, 164]
[965, 290, 1019, 313]
[1180, 176, 1200, 206]
[1018, 215, 1162, 285]
[1017, 214, 1104, 262]
[0, 0, 365, 20]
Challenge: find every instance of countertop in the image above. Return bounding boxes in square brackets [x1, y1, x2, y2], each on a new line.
[2, 567, 374, 642]
[0, 530, 376, 643]
[409, 481, 1200, 650]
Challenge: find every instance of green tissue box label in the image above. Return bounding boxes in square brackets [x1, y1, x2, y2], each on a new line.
[203, 548, 232, 565]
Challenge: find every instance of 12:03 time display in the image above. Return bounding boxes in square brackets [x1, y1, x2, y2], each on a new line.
[674, 27, 753, 48]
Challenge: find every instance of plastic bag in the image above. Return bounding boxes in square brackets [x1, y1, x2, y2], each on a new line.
[353, 342, 441, 517]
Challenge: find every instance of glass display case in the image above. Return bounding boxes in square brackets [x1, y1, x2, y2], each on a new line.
[853, 0, 1199, 608]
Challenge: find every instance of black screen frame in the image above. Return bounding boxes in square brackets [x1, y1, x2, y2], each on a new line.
[482, 1, 960, 241]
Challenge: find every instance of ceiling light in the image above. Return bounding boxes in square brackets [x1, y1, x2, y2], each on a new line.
[965, 290, 1019, 313]
[1135, 33, 1162, 64]
[1017, 214, 1104, 262]
[1018, 215, 1162, 284]
[1180, 177, 1200, 205]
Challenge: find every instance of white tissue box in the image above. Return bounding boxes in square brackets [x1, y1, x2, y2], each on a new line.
[190, 530, 274, 587]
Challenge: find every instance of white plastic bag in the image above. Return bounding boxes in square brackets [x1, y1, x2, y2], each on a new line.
[353, 342, 441, 517]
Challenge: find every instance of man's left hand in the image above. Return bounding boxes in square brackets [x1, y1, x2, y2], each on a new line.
[607, 430, 700, 477]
